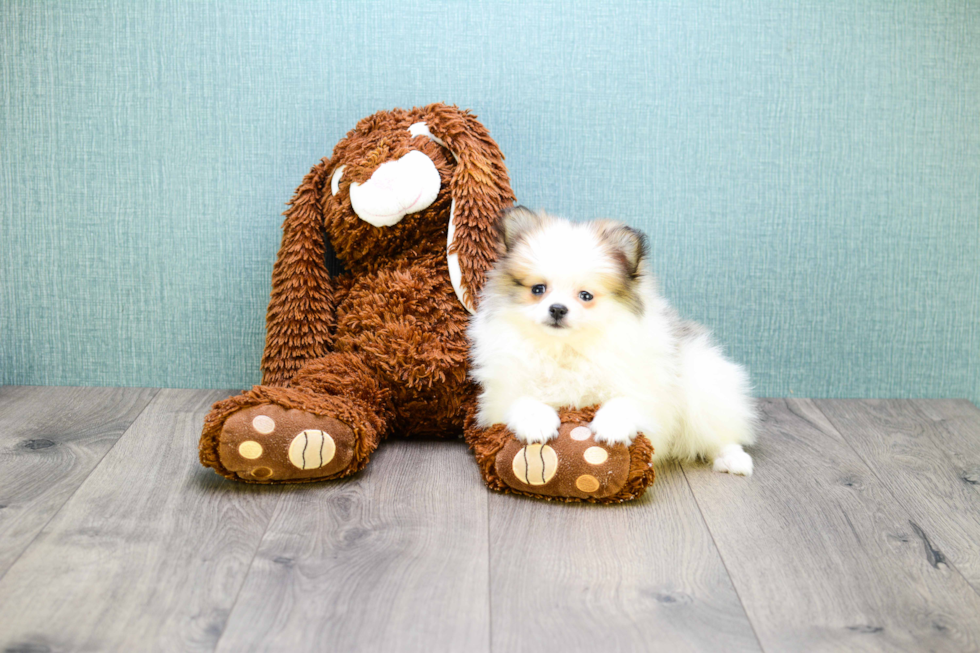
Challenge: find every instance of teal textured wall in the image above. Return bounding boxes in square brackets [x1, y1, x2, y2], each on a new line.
[1, 1, 978, 402]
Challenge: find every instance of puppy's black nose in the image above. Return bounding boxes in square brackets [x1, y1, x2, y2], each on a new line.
[549, 304, 568, 320]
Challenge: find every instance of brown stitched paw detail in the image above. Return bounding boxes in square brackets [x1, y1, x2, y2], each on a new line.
[494, 422, 631, 499]
[217, 404, 355, 482]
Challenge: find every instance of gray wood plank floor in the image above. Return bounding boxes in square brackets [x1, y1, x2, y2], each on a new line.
[1, 387, 979, 652]
[488, 462, 760, 653]
[215, 439, 491, 653]
[0, 386, 158, 577]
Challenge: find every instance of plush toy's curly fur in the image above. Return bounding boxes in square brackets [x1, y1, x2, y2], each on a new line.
[198, 103, 655, 502]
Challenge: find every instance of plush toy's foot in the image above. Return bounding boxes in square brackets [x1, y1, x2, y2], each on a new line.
[200, 384, 385, 484]
[465, 405, 656, 503]
[216, 404, 356, 482]
[496, 422, 632, 499]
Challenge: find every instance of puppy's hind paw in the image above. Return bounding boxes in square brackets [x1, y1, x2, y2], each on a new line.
[712, 444, 753, 476]
[506, 398, 560, 444]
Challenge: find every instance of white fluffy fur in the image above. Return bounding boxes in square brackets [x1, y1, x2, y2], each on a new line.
[469, 214, 756, 475]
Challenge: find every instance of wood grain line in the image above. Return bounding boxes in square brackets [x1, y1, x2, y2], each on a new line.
[0, 385, 158, 578]
[814, 399, 980, 595]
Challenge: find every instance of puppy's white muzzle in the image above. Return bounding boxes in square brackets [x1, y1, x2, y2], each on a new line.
[348, 150, 440, 227]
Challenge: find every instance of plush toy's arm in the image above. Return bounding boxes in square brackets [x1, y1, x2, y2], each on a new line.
[260, 159, 335, 386]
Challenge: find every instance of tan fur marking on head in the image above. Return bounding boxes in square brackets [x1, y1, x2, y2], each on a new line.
[592, 220, 648, 278]
[488, 252, 543, 306]
[591, 220, 648, 315]
[499, 206, 553, 252]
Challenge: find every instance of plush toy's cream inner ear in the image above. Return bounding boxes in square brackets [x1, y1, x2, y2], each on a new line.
[445, 199, 473, 314]
[409, 121, 451, 152]
[408, 121, 473, 314]
[330, 165, 345, 196]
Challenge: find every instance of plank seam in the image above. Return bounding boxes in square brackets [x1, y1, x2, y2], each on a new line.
[907, 400, 980, 500]
[680, 463, 767, 653]
[210, 489, 286, 652]
[809, 399, 980, 602]
[486, 489, 494, 653]
[0, 387, 161, 584]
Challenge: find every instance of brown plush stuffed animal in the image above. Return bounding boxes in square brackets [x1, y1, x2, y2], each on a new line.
[199, 103, 654, 503]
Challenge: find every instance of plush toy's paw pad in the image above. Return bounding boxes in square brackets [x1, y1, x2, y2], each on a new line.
[712, 444, 753, 476]
[495, 423, 631, 499]
[217, 404, 356, 482]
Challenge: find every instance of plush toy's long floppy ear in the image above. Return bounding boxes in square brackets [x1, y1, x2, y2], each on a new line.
[260, 158, 335, 386]
[421, 104, 515, 313]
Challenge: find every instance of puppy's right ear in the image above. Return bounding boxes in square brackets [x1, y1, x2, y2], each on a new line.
[499, 206, 547, 251]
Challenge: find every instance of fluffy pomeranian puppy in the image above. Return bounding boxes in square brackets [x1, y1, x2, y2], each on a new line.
[468, 207, 756, 475]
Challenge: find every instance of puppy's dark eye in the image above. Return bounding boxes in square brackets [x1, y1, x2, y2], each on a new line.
[531, 284, 547, 296]
[579, 291, 594, 302]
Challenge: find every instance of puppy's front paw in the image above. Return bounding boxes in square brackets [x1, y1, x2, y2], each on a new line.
[713, 444, 753, 476]
[589, 398, 643, 445]
[506, 398, 560, 444]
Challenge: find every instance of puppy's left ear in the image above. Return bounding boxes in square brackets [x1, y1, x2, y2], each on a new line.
[419, 104, 516, 313]
[597, 221, 649, 277]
